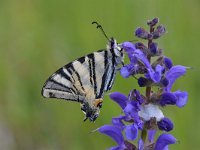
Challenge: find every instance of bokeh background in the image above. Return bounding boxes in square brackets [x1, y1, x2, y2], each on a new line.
[0, 0, 199, 149]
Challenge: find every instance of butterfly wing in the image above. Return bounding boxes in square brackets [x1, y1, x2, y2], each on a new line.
[41, 38, 124, 121]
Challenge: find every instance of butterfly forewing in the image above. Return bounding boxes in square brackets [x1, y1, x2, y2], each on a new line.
[41, 38, 124, 121]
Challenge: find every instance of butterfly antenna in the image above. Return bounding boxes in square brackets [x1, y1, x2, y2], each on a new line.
[92, 21, 109, 41]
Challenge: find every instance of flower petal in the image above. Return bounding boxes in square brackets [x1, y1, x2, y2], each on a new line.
[98, 125, 124, 146]
[165, 65, 187, 92]
[110, 92, 128, 109]
[112, 116, 126, 130]
[125, 124, 138, 140]
[148, 64, 164, 83]
[148, 129, 156, 143]
[120, 64, 137, 78]
[122, 42, 136, 53]
[138, 139, 144, 150]
[120, 66, 131, 78]
[110, 146, 124, 150]
[164, 57, 173, 69]
[159, 92, 177, 106]
[154, 133, 176, 150]
[157, 117, 174, 132]
[134, 49, 151, 69]
[173, 90, 188, 108]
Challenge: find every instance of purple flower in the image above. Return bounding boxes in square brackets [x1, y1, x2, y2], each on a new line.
[122, 42, 151, 68]
[112, 116, 127, 130]
[157, 117, 174, 132]
[124, 102, 141, 126]
[98, 125, 126, 150]
[98, 18, 188, 150]
[110, 90, 144, 130]
[165, 65, 187, 92]
[125, 124, 138, 140]
[120, 64, 139, 78]
[122, 42, 136, 54]
[110, 92, 128, 109]
[159, 91, 188, 108]
[154, 133, 176, 150]
[173, 90, 188, 107]
[147, 64, 164, 83]
[159, 92, 177, 106]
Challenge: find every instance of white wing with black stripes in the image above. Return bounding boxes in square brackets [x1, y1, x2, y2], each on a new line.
[41, 38, 124, 121]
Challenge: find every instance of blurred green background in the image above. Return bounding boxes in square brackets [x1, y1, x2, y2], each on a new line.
[0, 0, 199, 149]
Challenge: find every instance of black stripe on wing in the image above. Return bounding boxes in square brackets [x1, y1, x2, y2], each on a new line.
[97, 50, 108, 98]
[70, 64, 85, 92]
[87, 53, 97, 97]
[104, 48, 117, 91]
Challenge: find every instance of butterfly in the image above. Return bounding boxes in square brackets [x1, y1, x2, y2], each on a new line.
[41, 23, 124, 122]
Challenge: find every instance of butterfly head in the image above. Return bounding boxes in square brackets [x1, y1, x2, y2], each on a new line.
[81, 99, 103, 122]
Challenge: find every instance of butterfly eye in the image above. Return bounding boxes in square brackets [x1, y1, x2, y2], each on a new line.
[97, 102, 103, 108]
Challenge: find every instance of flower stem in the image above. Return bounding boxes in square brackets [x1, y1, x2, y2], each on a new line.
[146, 25, 154, 101]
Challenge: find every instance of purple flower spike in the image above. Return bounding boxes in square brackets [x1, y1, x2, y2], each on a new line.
[98, 125, 125, 149]
[160, 92, 177, 106]
[98, 18, 188, 150]
[165, 65, 187, 92]
[110, 92, 128, 109]
[154, 133, 176, 150]
[173, 90, 188, 108]
[158, 117, 174, 132]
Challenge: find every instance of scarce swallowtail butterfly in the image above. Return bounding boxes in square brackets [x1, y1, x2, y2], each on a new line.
[41, 24, 124, 122]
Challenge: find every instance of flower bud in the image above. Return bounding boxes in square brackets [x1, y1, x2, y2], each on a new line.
[135, 27, 152, 40]
[147, 17, 159, 27]
[160, 78, 169, 87]
[153, 25, 166, 39]
[149, 42, 158, 54]
[157, 117, 174, 132]
[164, 57, 173, 69]
[138, 77, 149, 87]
